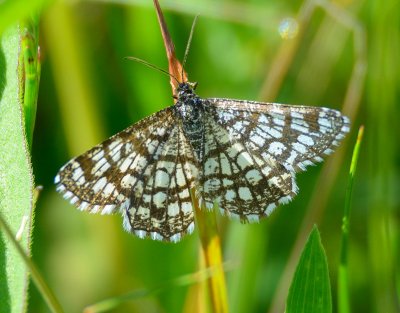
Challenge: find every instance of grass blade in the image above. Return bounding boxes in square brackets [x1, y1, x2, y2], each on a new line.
[0, 214, 64, 313]
[338, 125, 364, 313]
[84, 263, 231, 313]
[286, 226, 332, 313]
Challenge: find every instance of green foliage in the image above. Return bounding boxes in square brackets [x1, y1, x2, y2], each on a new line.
[286, 226, 332, 313]
[0, 26, 35, 313]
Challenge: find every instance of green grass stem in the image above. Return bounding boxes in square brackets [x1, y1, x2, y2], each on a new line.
[192, 190, 229, 313]
[19, 17, 41, 150]
[338, 125, 364, 313]
[84, 263, 231, 313]
[0, 213, 64, 313]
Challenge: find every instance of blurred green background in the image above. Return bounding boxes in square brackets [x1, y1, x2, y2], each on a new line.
[3, 0, 400, 312]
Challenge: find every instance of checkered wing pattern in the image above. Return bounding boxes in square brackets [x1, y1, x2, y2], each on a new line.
[55, 107, 198, 242]
[198, 115, 297, 222]
[206, 98, 350, 172]
[125, 125, 199, 242]
[199, 98, 350, 221]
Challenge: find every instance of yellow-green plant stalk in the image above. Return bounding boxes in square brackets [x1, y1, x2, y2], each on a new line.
[338, 125, 364, 313]
[192, 190, 229, 313]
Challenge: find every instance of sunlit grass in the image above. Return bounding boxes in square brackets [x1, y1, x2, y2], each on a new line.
[338, 125, 364, 313]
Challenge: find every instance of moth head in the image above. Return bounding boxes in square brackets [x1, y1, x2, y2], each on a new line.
[177, 81, 198, 95]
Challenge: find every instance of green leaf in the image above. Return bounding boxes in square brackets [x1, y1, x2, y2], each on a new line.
[286, 226, 332, 313]
[0, 25, 35, 313]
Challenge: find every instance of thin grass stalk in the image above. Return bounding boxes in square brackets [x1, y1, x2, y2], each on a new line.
[192, 190, 229, 313]
[153, 0, 186, 93]
[0, 213, 64, 313]
[84, 264, 224, 313]
[19, 17, 41, 150]
[338, 125, 364, 313]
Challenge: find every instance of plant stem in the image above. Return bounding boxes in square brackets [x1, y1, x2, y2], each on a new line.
[338, 125, 364, 313]
[0, 213, 64, 313]
[192, 190, 229, 313]
[19, 17, 41, 150]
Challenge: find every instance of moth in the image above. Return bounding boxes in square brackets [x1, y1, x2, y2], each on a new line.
[55, 21, 349, 243]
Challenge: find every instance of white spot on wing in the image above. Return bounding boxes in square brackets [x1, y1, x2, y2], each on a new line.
[178, 188, 190, 199]
[225, 190, 236, 201]
[298, 134, 314, 146]
[120, 153, 136, 173]
[92, 159, 111, 177]
[318, 117, 331, 128]
[92, 177, 107, 193]
[268, 142, 286, 156]
[264, 126, 283, 138]
[108, 139, 121, 151]
[176, 164, 186, 187]
[131, 155, 148, 171]
[220, 154, 232, 175]
[91, 149, 104, 161]
[236, 151, 253, 170]
[111, 150, 121, 162]
[181, 202, 193, 215]
[238, 187, 252, 201]
[293, 142, 307, 154]
[72, 166, 84, 181]
[103, 183, 115, 197]
[121, 174, 137, 188]
[154, 170, 170, 188]
[153, 192, 167, 208]
[168, 201, 179, 217]
[291, 123, 309, 133]
[245, 169, 263, 185]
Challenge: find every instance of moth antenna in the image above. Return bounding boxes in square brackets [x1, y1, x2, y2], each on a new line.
[125, 56, 180, 85]
[181, 15, 199, 81]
